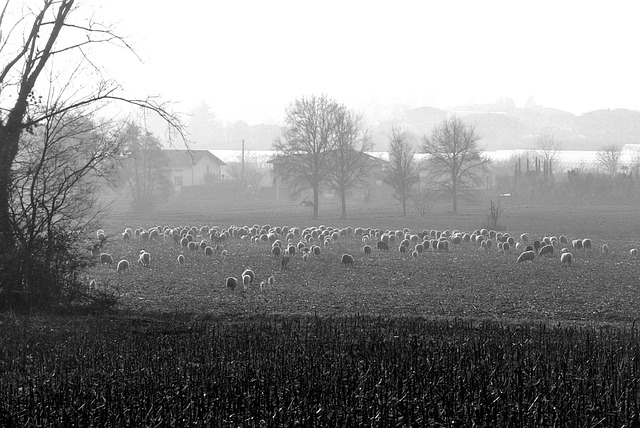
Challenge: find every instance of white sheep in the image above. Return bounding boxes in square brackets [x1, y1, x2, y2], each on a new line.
[221, 249, 228, 260]
[205, 246, 214, 256]
[516, 250, 535, 263]
[539, 245, 554, 257]
[582, 238, 592, 252]
[411, 250, 419, 260]
[122, 231, 131, 243]
[341, 254, 354, 268]
[363, 245, 372, 255]
[226, 276, 238, 290]
[242, 269, 255, 284]
[601, 244, 609, 255]
[138, 250, 151, 267]
[560, 252, 573, 265]
[631, 248, 638, 258]
[99, 252, 113, 266]
[116, 259, 130, 272]
[242, 274, 251, 291]
[267, 275, 275, 286]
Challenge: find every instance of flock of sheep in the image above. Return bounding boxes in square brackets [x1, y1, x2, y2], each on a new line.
[91, 224, 638, 292]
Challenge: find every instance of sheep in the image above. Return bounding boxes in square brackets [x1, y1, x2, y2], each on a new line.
[572, 239, 583, 250]
[99, 252, 114, 266]
[399, 245, 407, 255]
[363, 245, 372, 255]
[281, 255, 290, 270]
[515, 242, 523, 252]
[259, 281, 265, 291]
[287, 245, 296, 257]
[341, 254, 354, 268]
[502, 242, 511, 253]
[516, 250, 535, 263]
[242, 274, 251, 291]
[560, 252, 573, 265]
[180, 237, 189, 248]
[138, 250, 151, 267]
[411, 250, 419, 260]
[221, 250, 228, 260]
[122, 231, 131, 243]
[302, 252, 309, 262]
[582, 238, 592, 252]
[631, 249, 638, 258]
[559, 235, 568, 246]
[538, 245, 554, 257]
[437, 240, 449, 252]
[271, 246, 282, 257]
[377, 241, 389, 251]
[533, 240, 541, 253]
[177, 254, 186, 265]
[116, 259, 130, 272]
[188, 241, 198, 252]
[88, 278, 97, 291]
[226, 276, 238, 290]
[204, 246, 214, 256]
[96, 229, 105, 240]
[524, 245, 534, 253]
[601, 244, 609, 255]
[415, 243, 424, 254]
[267, 275, 275, 286]
[520, 233, 529, 242]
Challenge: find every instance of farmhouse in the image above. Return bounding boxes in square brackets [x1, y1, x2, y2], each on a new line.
[163, 150, 226, 190]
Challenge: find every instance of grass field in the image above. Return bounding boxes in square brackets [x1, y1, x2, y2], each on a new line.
[89, 195, 640, 325]
[4, 195, 640, 426]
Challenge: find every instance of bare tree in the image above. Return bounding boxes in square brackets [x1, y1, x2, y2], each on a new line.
[595, 144, 622, 176]
[225, 153, 267, 194]
[272, 95, 340, 219]
[384, 128, 420, 216]
[118, 123, 172, 213]
[422, 117, 490, 214]
[535, 129, 561, 176]
[0, 1, 185, 306]
[324, 107, 373, 219]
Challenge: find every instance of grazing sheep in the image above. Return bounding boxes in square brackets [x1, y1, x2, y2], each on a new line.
[180, 237, 189, 248]
[601, 244, 609, 255]
[241, 269, 255, 283]
[377, 241, 389, 251]
[177, 254, 186, 265]
[313, 246, 321, 256]
[99, 253, 113, 266]
[538, 245, 554, 257]
[268, 276, 275, 286]
[411, 250, 418, 260]
[560, 235, 568, 246]
[572, 239, 583, 250]
[138, 250, 151, 267]
[399, 245, 407, 255]
[533, 240, 541, 253]
[502, 242, 511, 253]
[242, 274, 251, 291]
[302, 252, 309, 262]
[271, 246, 281, 257]
[188, 241, 198, 251]
[122, 231, 131, 243]
[204, 246, 214, 256]
[281, 256, 290, 270]
[560, 252, 573, 265]
[582, 238, 592, 252]
[437, 240, 449, 252]
[341, 253, 354, 268]
[88, 279, 97, 291]
[516, 250, 535, 263]
[515, 242, 523, 252]
[415, 243, 424, 254]
[221, 250, 228, 260]
[520, 233, 529, 242]
[259, 281, 265, 291]
[485, 239, 493, 250]
[226, 276, 238, 290]
[116, 259, 130, 272]
[363, 245, 372, 255]
[631, 249, 638, 258]
[287, 245, 296, 257]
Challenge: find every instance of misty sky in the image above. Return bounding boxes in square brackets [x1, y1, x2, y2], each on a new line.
[100, 1, 640, 124]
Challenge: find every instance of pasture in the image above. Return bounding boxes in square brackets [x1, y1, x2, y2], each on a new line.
[89, 196, 640, 325]
[4, 196, 640, 426]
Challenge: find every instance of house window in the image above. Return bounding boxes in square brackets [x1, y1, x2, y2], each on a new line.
[174, 176, 183, 187]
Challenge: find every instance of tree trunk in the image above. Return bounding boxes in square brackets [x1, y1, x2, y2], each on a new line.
[0, 125, 22, 253]
[312, 184, 319, 220]
[340, 189, 347, 219]
[452, 179, 458, 215]
[402, 194, 407, 216]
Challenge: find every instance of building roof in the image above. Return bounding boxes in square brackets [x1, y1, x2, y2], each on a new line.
[162, 150, 226, 169]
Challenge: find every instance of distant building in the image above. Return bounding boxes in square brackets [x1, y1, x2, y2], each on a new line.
[162, 150, 226, 190]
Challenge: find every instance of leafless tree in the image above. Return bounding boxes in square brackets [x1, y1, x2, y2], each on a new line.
[384, 128, 420, 216]
[225, 153, 267, 194]
[0, 1, 185, 306]
[422, 116, 490, 214]
[272, 95, 340, 219]
[535, 129, 562, 174]
[595, 144, 622, 176]
[324, 107, 373, 219]
[118, 123, 172, 212]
